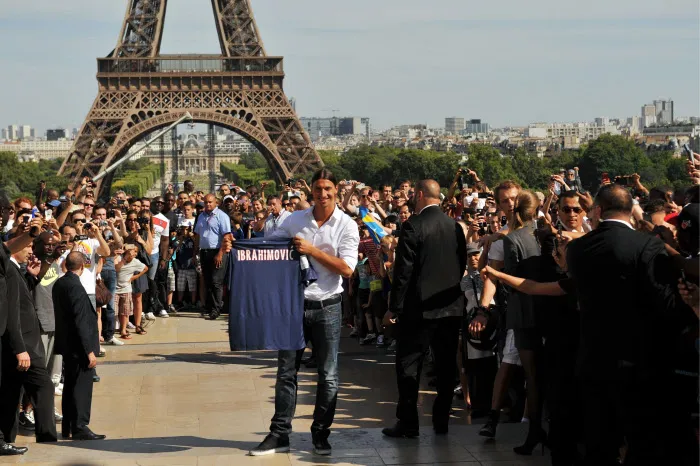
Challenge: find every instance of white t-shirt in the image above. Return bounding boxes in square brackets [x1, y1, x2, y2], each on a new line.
[58, 237, 100, 295]
[461, 272, 496, 360]
[178, 217, 195, 228]
[487, 226, 509, 262]
[152, 213, 170, 252]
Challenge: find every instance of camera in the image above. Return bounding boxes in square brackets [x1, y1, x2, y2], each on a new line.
[108, 210, 116, 219]
[137, 217, 150, 226]
[287, 178, 296, 186]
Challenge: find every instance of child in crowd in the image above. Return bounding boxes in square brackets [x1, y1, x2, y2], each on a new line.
[114, 244, 148, 340]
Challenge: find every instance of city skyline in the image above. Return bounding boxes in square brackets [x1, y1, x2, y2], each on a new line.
[1, 0, 698, 136]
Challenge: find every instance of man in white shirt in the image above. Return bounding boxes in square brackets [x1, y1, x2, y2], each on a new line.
[253, 195, 291, 237]
[249, 169, 359, 458]
[558, 191, 589, 235]
[147, 197, 170, 319]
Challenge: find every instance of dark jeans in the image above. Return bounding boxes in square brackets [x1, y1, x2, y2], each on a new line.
[200, 249, 228, 315]
[395, 315, 461, 430]
[270, 300, 342, 440]
[101, 268, 116, 341]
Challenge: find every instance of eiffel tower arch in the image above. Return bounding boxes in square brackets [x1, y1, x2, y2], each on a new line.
[59, 0, 322, 196]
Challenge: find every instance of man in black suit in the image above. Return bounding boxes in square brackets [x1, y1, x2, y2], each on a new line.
[567, 184, 696, 466]
[52, 251, 105, 441]
[383, 179, 467, 438]
[0, 245, 57, 443]
[0, 193, 30, 456]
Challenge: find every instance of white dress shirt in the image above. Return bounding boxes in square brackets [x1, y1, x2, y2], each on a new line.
[272, 207, 360, 301]
[264, 209, 291, 237]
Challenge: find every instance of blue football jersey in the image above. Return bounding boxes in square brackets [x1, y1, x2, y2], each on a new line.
[228, 238, 306, 351]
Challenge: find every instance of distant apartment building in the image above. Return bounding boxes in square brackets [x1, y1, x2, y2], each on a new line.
[300, 117, 365, 141]
[445, 117, 465, 135]
[653, 99, 674, 125]
[0, 139, 73, 160]
[641, 104, 657, 130]
[47, 128, 67, 141]
[6, 125, 19, 140]
[527, 122, 620, 140]
[0, 128, 7, 140]
[19, 125, 32, 140]
[464, 119, 490, 134]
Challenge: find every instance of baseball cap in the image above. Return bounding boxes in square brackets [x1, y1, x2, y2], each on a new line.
[47, 200, 62, 208]
[223, 195, 234, 202]
[466, 242, 482, 255]
[567, 169, 575, 175]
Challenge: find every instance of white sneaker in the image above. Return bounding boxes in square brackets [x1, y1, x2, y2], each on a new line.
[115, 321, 120, 331]
[54, 408, 63, 422]
[158, 310, 169, 318]
[55, 386, 63, 396]
[105, 338, 124, 346]
[360, 333, 376, 345]
[25, 410, 35, 424]
[145, 312, 156, 321]
[127, 322, 136, 329]
[349, 328, 358, 338]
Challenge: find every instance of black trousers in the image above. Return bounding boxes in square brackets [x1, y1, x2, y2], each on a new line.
[62, 355, 94, 434]
[200, 250, 229, 315]
[582, 370, 697, 466]
[544, 339, 579, 466]
[395, 315, 460, 430]
[0, 351, 57, 443]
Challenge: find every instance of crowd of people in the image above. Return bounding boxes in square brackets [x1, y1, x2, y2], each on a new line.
[0, 151, 698, 465]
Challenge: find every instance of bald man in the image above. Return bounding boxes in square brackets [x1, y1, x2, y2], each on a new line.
[52, 252, 104, 441]
[193, 194, 233, 320]
[383, 179, 467, 438]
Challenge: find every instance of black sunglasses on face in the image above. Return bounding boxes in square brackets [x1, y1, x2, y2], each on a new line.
[562, 207, 582, 214]
[74, 218, 86, 223]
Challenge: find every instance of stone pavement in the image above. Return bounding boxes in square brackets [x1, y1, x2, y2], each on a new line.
[5, 312, 550, 465]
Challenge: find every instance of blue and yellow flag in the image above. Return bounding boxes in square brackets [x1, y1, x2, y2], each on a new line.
[359, 206, 386, 244]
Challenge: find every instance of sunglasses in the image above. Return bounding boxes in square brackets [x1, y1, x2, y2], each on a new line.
[155, 201, 165, 204]
[562, 207, 582, 214]
[74, 218, 86, 223]
[83, 203, 95, 207]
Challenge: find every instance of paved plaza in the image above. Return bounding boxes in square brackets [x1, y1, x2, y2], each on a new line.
[5, 313, 550, 466]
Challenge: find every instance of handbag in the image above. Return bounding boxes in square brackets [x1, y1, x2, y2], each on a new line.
[95, 279, 112, 308]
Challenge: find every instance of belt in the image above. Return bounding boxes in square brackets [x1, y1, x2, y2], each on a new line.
[304, 295, 341, 309]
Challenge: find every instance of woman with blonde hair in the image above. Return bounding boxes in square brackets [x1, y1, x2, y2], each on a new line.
[503, 190, 545, 455]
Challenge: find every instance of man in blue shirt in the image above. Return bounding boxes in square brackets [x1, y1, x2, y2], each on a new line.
[193, 194, 232, 320]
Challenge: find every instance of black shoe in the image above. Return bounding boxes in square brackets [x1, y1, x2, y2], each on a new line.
[304, 357, 318, 369]
[93, 375, 101, 383]
[208, 311, 220, 320]
[479, 418, 498, 438]
[61, 421, 72, 439]
[72, 428, 106, 441]
[433, 425, 448, 435]
[513, 426, 547, 456]
[312, 437, 331, 456]
[0, 443, 28, 456]
[18, 411, 35, 431]
[382, 422, 419, 438]
[248, 433, 290, 456]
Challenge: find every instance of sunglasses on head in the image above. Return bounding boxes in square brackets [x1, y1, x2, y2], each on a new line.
[562, 207, 582, 214]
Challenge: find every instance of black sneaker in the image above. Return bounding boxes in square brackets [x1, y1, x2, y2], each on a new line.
[208, 311, 220, 321]
[312, 437, 331, 456]
[479, 418, 498, 438]
[248, 433, 290, 456]
[18, 411, 35, 431]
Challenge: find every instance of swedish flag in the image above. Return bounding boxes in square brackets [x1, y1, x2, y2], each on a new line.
[359, 206, 386, 244]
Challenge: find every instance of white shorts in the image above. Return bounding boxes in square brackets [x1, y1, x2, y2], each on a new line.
[501, 329, 522, 366]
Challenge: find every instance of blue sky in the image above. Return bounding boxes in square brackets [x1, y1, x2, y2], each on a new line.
[1, 0, 698, 134]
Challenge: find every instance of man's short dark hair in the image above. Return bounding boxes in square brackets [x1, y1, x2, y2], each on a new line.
[311, 168, 337, 186]
[60, 223, 76, 235]
[557, 190, 580, 206]
[267, 195, 280, 203]
[644, 199, 666, 215]
[595, 184, 633, 218]
[182, 201, 194, 208]
[289, 195, 300, 202]
[65, 251, 84, 272]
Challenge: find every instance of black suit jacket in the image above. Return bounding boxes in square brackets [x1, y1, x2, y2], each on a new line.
[390, 205, 467, 318]
[52, 271, 99, 365]
[567, 220, 694, 380]
[2, 262, 45, 367]
[0, 245, 25, 356]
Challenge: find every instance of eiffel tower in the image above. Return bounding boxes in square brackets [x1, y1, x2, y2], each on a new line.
[59, 0, 322, 195]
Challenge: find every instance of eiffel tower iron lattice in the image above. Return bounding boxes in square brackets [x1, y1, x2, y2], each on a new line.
[59, 0, 322, 196]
